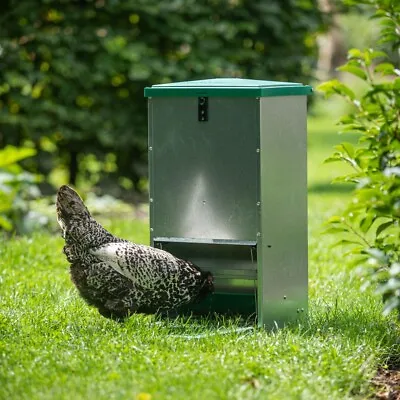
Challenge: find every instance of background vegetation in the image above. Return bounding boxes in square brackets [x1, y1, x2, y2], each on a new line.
[318, 0, 400, 317]
[0, 0, 326, 196]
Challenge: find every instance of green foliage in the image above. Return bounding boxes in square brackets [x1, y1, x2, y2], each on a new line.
[0, 0, 327, 191]
[318, 0, 400, 316]
[0, 145, 44, 233]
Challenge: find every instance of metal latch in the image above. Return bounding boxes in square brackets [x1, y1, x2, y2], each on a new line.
[198, 96, 208, 122]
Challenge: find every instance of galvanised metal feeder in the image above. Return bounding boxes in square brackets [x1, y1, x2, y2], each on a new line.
[144, 78, 312, 328]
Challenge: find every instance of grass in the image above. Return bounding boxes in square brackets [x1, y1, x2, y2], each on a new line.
[0, 116, 398, 400]
[307, 115, 359, 193]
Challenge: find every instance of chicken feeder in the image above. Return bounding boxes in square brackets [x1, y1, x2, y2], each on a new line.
[144, 78, 311, 328]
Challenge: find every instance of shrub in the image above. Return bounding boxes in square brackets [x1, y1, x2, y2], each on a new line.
[0, 145, 45, 233]
[0, 0, 328, 190]
[318, 0, 400, 316]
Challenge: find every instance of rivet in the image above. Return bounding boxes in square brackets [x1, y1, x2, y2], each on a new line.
[150, 228, 154, 232]
[296, 308, 300, 313]
[256, 232, 261, 237]
[256, 148, 260, 153]
[149, 198, 153, 203]
[256, 201, 261, 206]
[283, 295, 287, 300]
[301, 308, 305, 312]
[149, 146, 153, 151]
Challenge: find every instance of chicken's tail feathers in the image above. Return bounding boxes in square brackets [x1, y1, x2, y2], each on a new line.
[56, 185, 90, 229]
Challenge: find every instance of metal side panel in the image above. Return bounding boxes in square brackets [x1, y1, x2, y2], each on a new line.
[148, 98, 155, 241]
[148, 96, 259, 241]
[258, 96, 308, 328]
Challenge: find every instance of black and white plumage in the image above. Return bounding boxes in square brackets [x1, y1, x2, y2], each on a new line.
[56, 185, 214, 320]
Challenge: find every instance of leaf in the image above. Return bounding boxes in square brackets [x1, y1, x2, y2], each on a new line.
[384, 167, 400, 177]
[335, 83, 356, 100]
[316, 80, 338, 94]
[374, 63, 395, 75]
[334, 238, 363, 247]
[0, 215, 12, 231]
[338, 156, 359, 170]
[338, 115, 355, 125]
[316, 80, 355, 100]
[390, 263, 400, 277]
[376, 221, 394, 237]
[369, 50, 387, 60]
[383, 295, 400, 316]
[347, 48, 363, 60]
[327, 216, 344, 224]
[366, 248, 388, 263]
[355, 177, 370, 189]
[0, 191, 13, 213]
[345, 249, 368, 258]
[339, 142, 355, 158]
[356, 188, 382, 201]
[377, 278, 400, 294]
[323, 227, 348, 235]
[0, 146, 36, 168]
[339, 123, 366, 133]
[323, 156, 342, 164]
[331, 175, 357, 184]
[337, 64, 368, 80]
[360, 213, 376, 233]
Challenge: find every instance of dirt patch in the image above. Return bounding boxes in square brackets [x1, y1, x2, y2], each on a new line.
[372, 369, 400, 399]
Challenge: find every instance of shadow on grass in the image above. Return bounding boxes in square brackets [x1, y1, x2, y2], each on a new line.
[308, 182, 355, 194]
[138, 301, 400, 348]
[124, 311, 258, 338]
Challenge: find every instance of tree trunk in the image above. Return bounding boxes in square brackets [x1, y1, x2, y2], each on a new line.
[316, 0, 346, 81]
[69, 150, 78, 186]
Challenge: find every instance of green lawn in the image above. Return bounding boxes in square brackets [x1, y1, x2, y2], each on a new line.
[0, 117, 397, 400]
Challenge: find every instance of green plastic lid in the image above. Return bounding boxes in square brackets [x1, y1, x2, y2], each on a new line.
[144, 78, 312, 98]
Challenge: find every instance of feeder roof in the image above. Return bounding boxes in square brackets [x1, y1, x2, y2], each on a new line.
[144, 78, 312, 97]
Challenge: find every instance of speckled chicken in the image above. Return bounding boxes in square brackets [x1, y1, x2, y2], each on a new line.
[56, 185, 214, 320]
